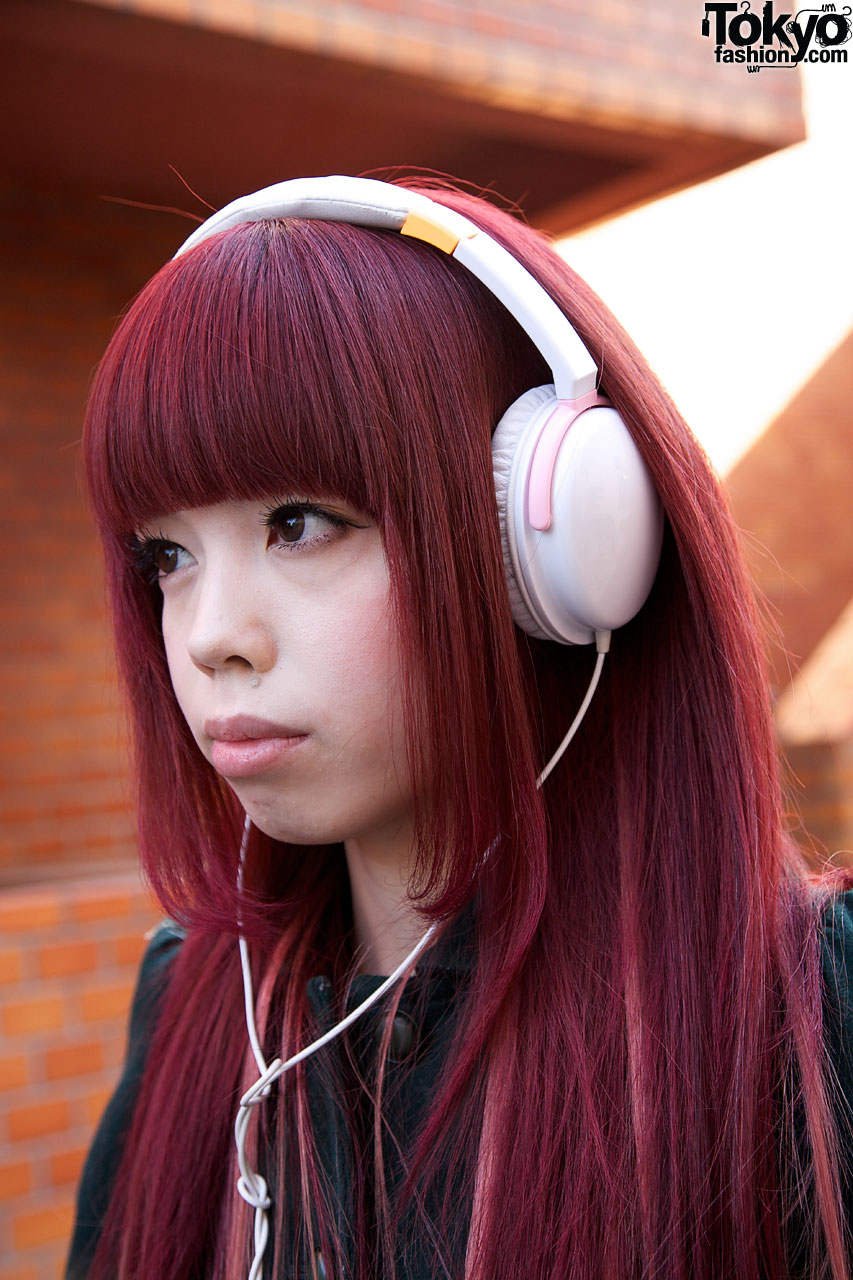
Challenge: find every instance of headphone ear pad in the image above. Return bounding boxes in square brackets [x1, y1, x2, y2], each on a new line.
[492, 386, 557, 641]
[493, 384, 664, 645]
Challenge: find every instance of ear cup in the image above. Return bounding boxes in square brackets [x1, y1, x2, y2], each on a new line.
[492, 386, 558, 641]
[493, 385, 664, 644]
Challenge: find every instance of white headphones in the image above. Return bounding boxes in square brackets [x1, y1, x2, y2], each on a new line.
[174, 175, 663, 646]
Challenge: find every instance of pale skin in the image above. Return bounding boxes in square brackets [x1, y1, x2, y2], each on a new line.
[136, 496, 426, 974]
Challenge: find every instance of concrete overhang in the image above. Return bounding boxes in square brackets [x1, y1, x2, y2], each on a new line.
[2, 0, 805, 234]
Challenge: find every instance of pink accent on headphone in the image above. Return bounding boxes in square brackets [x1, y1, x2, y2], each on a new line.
[527, 392, 610, 532]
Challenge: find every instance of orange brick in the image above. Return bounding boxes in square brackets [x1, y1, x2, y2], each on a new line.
[80, 979, 135, 1022]
[71, 888, 132, 923]
[25, 838, 63, 859]
[2, 993, 64, 1036]
[7, 1097, 70, 1142]
[133, 0, 194, 19]
[38, 939, 98, 979]
[0, 1265, 39, 1280]
[0, 889, 60, 932]
[199, 0, 258, 37]
[85, 1084, 114, 1126]
[12, 1198, 75, 1249]
[0, 1053, 29, 1090]
[0, 1158, 31, 1199]
[49, 1144, 88, 1186]
[101, 1030, 130, 1071]
[0, 949, 23, 984]
[114, 931, 147, 967]
[44, 1039, 104, 1080]
[266, 4, 320, 48]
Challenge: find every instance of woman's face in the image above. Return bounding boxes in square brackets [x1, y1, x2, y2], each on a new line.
[135, 496, 414, 855]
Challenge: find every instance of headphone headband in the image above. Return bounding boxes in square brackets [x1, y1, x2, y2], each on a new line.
[172, 173, 663, 645]
[173, 175, 597, 401]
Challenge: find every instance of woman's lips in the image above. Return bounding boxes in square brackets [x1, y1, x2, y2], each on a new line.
[205, 717, 309, 778]
[210, 735, 307, 777]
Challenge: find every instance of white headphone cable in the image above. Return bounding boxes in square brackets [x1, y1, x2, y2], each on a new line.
[234, 629, 609, 1279]
[536, 629, 610, 787]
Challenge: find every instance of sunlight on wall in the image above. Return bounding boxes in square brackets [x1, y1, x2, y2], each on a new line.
[776, 595, 853, 743]
[558, 61, 853, 477]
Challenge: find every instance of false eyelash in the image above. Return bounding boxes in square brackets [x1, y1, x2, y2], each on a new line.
[259, 498, 350, 530]
[260, 498, 371, 550]
[126, 530, 174, 584]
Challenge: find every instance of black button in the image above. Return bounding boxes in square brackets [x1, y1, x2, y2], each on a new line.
[376, 1011, 417, 1061]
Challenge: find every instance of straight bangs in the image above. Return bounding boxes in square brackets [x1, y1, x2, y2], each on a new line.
[87, 218, 458, 535]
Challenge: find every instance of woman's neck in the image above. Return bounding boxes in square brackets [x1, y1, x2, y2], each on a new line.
[343, 820, 426, 975]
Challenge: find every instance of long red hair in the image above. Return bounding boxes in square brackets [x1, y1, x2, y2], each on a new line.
[83, 178, 852, 1278]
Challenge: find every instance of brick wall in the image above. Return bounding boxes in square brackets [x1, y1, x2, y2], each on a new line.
[726, 330, 853, 869]
[781, 739, 853, 869]
[0, 873, 159, 1280]
[726, 331, 853, 703]
[0, 180, 178, 883]
[0, 183, 174, 1278]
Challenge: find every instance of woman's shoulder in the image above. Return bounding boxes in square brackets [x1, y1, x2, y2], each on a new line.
[819, 887, 853, 1095]
[819, 887, 853, 972]
[816, 883, 853, 1236]
[64, 919, 185, 1278]
[95, 916, 186, 1139]
[129, 919, 186, 1016]
[97, 915, 186, 1099]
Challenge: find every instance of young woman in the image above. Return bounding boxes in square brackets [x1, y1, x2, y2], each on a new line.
[67, 175, 853, 1280]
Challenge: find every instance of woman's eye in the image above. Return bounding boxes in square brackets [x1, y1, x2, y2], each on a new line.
[152, 543, 182, 574]
[129, 535, 191, 583]
[263, 503, 349, 552]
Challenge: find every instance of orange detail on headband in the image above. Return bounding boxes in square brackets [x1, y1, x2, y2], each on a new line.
[400, 211, 460, 255]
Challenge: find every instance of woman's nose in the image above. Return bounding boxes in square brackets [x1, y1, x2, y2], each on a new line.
[185, 566, 277, 677]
